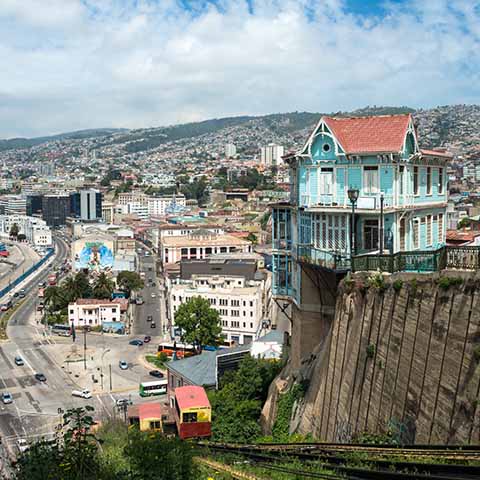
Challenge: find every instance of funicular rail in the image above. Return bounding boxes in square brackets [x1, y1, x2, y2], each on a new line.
[197, 441, 480, 480]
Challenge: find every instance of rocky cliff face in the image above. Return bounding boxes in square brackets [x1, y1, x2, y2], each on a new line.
[263, 273, 480, 444]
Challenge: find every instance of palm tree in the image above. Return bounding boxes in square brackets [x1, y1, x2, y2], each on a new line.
[44, 286, 67, 314]
[93, 272, 114, 299]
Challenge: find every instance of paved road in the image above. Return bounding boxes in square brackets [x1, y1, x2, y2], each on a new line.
[0, 236, 160, 459]
[0, 241, 40, 294]
[132, 249, 167, 339]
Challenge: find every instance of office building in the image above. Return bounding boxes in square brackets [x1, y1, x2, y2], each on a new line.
[42, 194, 71, 227]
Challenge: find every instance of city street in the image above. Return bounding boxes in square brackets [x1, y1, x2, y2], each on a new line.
[0, 237, 166, 459]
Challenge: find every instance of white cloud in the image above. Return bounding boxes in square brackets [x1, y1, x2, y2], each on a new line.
[0, 0, 479, 137]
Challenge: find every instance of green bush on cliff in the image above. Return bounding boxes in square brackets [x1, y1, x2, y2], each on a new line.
[392, 279, 403, 292]
[437, 276, 463, 290]
[271, 384, 305, 442]
[367, 273, 386, 292]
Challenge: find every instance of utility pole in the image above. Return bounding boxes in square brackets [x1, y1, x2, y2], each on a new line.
[83, 327, 87, 370]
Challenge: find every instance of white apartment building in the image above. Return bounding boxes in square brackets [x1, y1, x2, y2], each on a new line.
[0, 195, 27, 216]
[119, 202, 149, 219]
[160, 230, 251, 265]
[68, 298, 125, 328]
[169, 259, 267, 345]
[147, 195, 186, 216]
[0, 215, 52, 246]
[260, 144, 284, 167]
[225, 143, 237, 158]
[102, 201, 115, 224]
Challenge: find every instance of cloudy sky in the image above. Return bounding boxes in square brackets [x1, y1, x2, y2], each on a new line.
[1, 0, 479, 138]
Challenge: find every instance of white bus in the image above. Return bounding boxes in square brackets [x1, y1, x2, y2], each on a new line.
[51, 324, 71, 337]
[139, 380, 168, 397]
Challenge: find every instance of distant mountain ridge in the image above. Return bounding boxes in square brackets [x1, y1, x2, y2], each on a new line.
[1, 104, 479, 154]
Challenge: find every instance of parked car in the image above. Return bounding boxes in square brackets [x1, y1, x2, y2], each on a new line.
[38, 281, 46, 288]
[72, 389, 92, 399]
[143, 335, 151, 343]
[17, 439, 29, 453]
[2, 392, 13, 404]
[135, 297, 144, 305]
[149, 370, 164, 378]
[119, 360, 128, 370]
[129, 339, 143, 346]
[150, 322, 156, 329]
[14, 356, 24, 366]
[34, 373, 47, 382]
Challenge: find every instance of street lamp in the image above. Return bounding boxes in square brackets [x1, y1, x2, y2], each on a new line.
[347, 188, 359, 265]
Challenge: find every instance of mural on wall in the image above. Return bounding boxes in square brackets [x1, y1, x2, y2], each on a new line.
[74, 241, 114, 271]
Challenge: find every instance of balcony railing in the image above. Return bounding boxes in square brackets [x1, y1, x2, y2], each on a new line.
[352, 246, 480, 273]
[296, 245, 350, 271]
[299, 193, 403, 210]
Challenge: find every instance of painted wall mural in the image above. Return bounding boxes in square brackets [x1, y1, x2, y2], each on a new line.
[74, 241, 114, 271]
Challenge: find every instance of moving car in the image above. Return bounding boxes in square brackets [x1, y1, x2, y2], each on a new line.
[147, 315, 153, 322]
[17, 439, 29, 453]
[2, 392, 13, 404]
[72, 389, 92, 399]
[129, 339, 143, 346]
[151, 292, 156, 298]
[149, 370, 164, 378]
[119, 360, 128, 370]
[150, 322, 156, 329]
[34, 373, 47, 382]
[116, 398, 132, 407]
[14, 356, 24, 366]
[143, 335, 151, 343]
[18, 289, 26, 298]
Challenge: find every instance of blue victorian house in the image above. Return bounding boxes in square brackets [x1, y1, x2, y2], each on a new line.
[272, 113, 451, 298]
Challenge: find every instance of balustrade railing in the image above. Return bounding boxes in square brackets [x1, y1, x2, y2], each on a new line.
[352, 246, 480, 273]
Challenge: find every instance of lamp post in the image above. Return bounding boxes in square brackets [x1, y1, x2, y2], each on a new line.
[347, 188, 359, 267]
[379, 193, 384, 253]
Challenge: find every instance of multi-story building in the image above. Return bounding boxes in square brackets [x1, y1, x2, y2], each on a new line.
[70, 189, 102, 220]
[0, 215, 52, 246]
[271, 113, 451, 367]
[147, 195, 186, 216]
[225, 143, 237, 158]
[42, 194, 71, 227]
[68, 298, 126, 328]
[102, 201, 115, 224]
[168, 255, 268, 345]
[0, 195, 27, 216]
[260, 144, 284, 167]
[160, 229, 252, 265]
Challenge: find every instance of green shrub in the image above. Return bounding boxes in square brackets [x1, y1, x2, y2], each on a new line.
[473, 346, 480, 363]
[366, 344, 376, 359]
[368, 273, 386, 291]
[438, 276, 463, 290]
[392, 279, 403, 292]
[409, 278, 418, 296]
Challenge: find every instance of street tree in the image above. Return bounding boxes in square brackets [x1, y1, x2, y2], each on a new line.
[174, 296, 222, 348]
[246, 232, 258, 245]
[9, 222, 19, 239]
[92, 272, 114, 299]
[44, 286, 68, 314]
[117, 271, 143, 297]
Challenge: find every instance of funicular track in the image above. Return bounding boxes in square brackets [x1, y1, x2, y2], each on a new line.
[197, 441, 480, 479]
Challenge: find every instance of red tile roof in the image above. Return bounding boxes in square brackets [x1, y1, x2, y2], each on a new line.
[175, 386, 210, 410]
[420, 149, 452, 159]
[323, 114, 412, 154]
[138, 402, 162, 419]
[446, 229, 480, 244]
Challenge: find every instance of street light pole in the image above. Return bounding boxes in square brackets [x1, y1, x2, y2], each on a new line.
[347, 189, 359, 268]
[83, 325, 87, 370]
[379, 193, 384, 253]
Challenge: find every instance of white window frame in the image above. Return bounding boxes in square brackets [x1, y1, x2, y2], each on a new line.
[426, 167, 432, 196]
[318, 167, 334, 196]
[363, 166, 379, 195]
[438, 167, 444, 195]
[413, 166, 419, 196]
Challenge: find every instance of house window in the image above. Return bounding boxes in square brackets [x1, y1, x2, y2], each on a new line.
[363, 167, 379, 194]
[438, 168, 444, 194]
[181, 248, 188, 258]
[363, 220, 379, 251]
[399, 166, 405, 195]
[413, 167, 419, 195]
[426, 167, 432, 195]
[149, 420, 161, 429]
[426, 215, 432, 245]
[413, 219, 419, 249]
[318, 168, 333, 196]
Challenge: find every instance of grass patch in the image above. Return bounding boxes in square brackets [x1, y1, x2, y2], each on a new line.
[0, 299, 26, 339]
[146, 353, 169, 369]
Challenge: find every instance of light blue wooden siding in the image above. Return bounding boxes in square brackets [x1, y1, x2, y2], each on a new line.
[379, 165, 394, 196]
[348, 167, 362, 190]
[403, 132, 415, 158]
[299, 166, 307, 204]
[336, 168, 346, 205]
[311, 134, 337, 162]
[413, 166, 447, 205]
[384, 213, 394, 251]
[309, 167, 318, 204]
